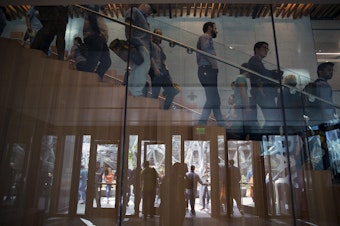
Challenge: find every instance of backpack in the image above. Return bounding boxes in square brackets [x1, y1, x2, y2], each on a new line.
[78, 43, 88, 58]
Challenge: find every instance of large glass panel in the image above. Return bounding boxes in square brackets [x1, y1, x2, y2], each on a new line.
[2, 143, 26, 207]
[57, 135, 76, 214]
[96, 143, 118, 209]
[76, 135, 90, 214]
[184, 140, 211, 216]
[2, 3, 340, 226]
[126, 135, 139, 216]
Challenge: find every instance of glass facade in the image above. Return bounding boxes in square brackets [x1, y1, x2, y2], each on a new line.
[0, 3, 339, 226]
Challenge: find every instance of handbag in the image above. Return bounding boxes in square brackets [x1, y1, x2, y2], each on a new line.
[109, 39, 144, 65]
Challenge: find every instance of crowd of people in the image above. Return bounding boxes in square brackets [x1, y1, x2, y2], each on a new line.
[19, 4, 337, 131]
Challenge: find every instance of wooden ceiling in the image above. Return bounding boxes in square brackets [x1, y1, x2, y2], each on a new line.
[3, 3, 340, 21]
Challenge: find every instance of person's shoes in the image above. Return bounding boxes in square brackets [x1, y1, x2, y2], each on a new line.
[200, 207, 205, 210]
[190, 210, 196, 216]
[240, 210, 245, 215]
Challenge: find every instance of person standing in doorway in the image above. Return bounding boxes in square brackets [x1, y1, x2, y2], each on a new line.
[185, 165, 203, 216]
[104, 167, 114, 204]
[140, 161, 158, 221]
[228, 160, 244, 215]
[78, 165, 88, 204]
[94, 162, 103, 208]
[196, 22, 225, 127]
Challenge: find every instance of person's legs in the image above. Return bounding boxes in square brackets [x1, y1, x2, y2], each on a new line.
[82, 35, 103, 73]
[55, 22, 67, 60]
[128, 46, 151, 96]
[198, 67, 212, 124]
[190, 190, 196, 215]
[96, 43, 112, 79]
[162, 74, 179, 109]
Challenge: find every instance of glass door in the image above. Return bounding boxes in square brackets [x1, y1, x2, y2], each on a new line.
[87, 141, 119, 216]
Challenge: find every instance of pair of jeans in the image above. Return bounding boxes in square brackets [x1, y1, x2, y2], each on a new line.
[150, 69, 178, 109]
[127, 46, 151, 96]
[198, 66, 225, 126]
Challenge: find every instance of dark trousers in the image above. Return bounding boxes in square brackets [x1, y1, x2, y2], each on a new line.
[31, 21, 67, 60]
[186, 189, 196, 214]
[198, 66, 224, 126]
[143, 189, 156, 217]
[83, 35, 112, 79]
[150, 69, 178, 109]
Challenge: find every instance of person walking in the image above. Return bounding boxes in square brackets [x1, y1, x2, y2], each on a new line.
[247, 41, 283, 129]
[150, 28, 179, 109]
[196, 22, 225, 126]
[125, 4, 156, 96]
[228, 160, 244, 215]
[82, 5, 111, 80]
[185, 165, 203, 216]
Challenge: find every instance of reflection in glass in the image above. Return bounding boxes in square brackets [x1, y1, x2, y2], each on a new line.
[2, 143, 26, 207]
[228, 140, 254, 213]
[57, 136, 76, 214]
[37, 136, 56, 212]
[77, 135, 90, 214]
[325, 129, 340, 183]
[96, 143, 118, 208]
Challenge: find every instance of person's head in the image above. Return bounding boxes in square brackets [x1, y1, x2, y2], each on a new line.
[317, 62, 334, 80]
[254, 41, 269, 58]
[139, 4, 156, 17]
[202, 22, 217, 38]
[144, 161, 150, 168]
[229, 159, 235, 166]
[240, 63, 249, 75]
[190, 165, 195, 172]
[152, 28, 162, 44]
[284, 74, 297, 87]
[74, 37, 82, 45]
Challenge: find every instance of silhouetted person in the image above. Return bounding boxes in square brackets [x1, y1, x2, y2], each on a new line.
[248, 41, 282, 129]
[228, 160, 244, 215]
[196, 22, 225, 126]
[141, 161, 158, 220]
[94, 162, 103, 208]
[160, 162, 187, 226]
[305, 62, 337, 126]
[31, 6, 68, 60]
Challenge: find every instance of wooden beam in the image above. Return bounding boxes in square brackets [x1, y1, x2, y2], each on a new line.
[211, 3, 216, 18]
